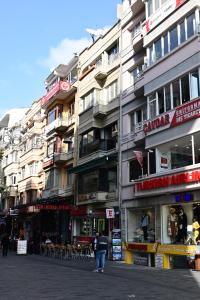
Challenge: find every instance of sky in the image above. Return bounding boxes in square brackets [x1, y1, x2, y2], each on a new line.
[0, 0, 120, 118]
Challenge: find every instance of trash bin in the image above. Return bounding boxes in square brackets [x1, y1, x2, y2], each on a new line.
[195, 255, 200, 270]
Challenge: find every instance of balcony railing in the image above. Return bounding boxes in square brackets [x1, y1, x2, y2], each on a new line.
[79, 138, 117, 158]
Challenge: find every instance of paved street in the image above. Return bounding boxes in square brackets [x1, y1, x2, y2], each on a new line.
[0, 252, 200, 300]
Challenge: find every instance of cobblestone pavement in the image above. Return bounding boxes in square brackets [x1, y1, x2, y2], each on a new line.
[0, 252, 200, 300]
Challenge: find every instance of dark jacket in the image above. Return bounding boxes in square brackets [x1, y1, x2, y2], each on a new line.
[1, 234, 9, 246]
[96, 236, 108, 251]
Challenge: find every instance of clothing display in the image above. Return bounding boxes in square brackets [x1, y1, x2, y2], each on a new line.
[177, 208, 187, 242]
[167, 208, 178, 243]
[192, 220, 200, 245]
[141, 213, 149, 241]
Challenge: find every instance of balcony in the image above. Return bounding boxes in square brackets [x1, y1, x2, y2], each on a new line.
[79, 139, 117, 158]
[130, 0, 145, 17]
[54, 151, 74, 163]
[42, 185, 73, 199]
[45, 116, 75, 136]
[77, 191, 108, 204]
[41, 80, 72, 108]
[93, 104, 107, 118]
[94, 65, 108, 81]
[42, 156, 54, 169]
[132, 29, 143, 51]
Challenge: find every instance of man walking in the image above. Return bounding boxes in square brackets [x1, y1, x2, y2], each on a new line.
[94, 232, 108, 273]
[1, 232, 10, 257]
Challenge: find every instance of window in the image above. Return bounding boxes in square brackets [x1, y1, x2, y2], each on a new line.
[181, 74, 190, 103]
[165, 85, 171, 111]
[147, 11, 196, 66]
[187, 13, 195, 39]
[158, 88, 164, 114]
[21, 167, 25, 180]
[147, 69, 200, 118]
[190, 70, 200, 100]
[147, 0, 153, 18]
[155, 38, 162, 61]
[169, 26, 178, 51]
[69, 102, 75, 116]
[179, 20, 186, 43]
[107, 80, 118, 102]
[82, 89, 95, 110]
[149, 93, 157, 119]
[132, 23, 142, 38]
[163, 33, 169, 55]
[130, 106, 147, 132]
[131, 65, 143, 83]
[108, 169, 117, 192]
[172, 80, 180, 108]
[107, 43, 119, 65]
[29, 162, 38, 176]
[67, 171, 73, 186]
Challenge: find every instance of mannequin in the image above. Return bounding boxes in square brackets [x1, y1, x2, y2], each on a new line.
[192, 218, 200, 245]
[141, 212, 149, 241]
[167, 207, 178, 243]
[177, 207, 187, 243]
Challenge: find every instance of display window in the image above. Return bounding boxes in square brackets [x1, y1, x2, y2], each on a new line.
[162, 203, 200, 245]
[157, 131, 200, 172]
[127, 208, 155, 243]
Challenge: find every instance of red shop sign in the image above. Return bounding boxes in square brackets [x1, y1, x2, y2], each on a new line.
[135, 170, 200, 191]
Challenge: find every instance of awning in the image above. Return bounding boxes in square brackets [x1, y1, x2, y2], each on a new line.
[68, 153, 117, 174]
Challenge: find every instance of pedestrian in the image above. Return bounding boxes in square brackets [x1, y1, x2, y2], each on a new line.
[93, 232, 108, 273]
[92, 232, 99, 259]
[1, 232, 10, 257]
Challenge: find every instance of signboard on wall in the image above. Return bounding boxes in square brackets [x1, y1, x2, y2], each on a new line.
[143, 97, 200, 135]
[144, 0, 186, 34]
[155, 253, 164, 268]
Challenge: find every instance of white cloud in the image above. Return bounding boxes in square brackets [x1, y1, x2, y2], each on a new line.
[39, 37, 91, 70]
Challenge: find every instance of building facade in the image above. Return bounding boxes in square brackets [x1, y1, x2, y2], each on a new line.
[121, 0, 200, 268]
[41, 58, 78, 243]
[69, 22, 121, 242]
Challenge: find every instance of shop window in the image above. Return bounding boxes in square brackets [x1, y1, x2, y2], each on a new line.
[194, 131, 200, 164]
[162, 204, 200, 245]
[190, 70, 200, 100]
[187, 13, 195, 39]
[127, 208, 155, 243]
[181, 74, 190, 103]
[172, 80, 180, 108]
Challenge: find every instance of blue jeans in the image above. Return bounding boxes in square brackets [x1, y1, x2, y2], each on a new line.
[95, 250, 106, 271]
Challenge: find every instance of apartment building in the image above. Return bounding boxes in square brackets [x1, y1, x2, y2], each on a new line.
[121, 0, 200, 268]
[69, 22, 121, 241]
[41, 58, 78, 243]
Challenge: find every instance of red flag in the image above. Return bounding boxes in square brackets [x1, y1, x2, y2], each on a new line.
[133, 151, 143, 168]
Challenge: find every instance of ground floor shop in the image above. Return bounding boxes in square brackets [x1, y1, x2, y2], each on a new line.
[123, 189, 200, 269]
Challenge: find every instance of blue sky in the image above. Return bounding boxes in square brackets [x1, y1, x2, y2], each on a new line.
[0, 0, 120, 117]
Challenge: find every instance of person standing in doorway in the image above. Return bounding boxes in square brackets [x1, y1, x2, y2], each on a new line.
[93, 232, 108, 273]
[1, 232, 10, 257]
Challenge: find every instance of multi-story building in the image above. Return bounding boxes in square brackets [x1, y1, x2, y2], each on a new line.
[69, 22, 121, 242]
[121, 0, 200, 268]
[41, 58, 78, 243]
